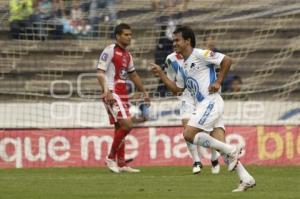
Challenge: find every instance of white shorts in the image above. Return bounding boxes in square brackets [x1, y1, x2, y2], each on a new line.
[188, 94, 225, 132]
[104, 93, 130, 124]
[179, 91, 195, 120]
[179, 98, 195, 120]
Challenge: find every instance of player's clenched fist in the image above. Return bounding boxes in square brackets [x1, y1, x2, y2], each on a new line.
[208, 81, 221, 94]
[104, 91, 115, 105]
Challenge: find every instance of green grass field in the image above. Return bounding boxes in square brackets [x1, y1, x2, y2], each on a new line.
[0, 166, 299, 199]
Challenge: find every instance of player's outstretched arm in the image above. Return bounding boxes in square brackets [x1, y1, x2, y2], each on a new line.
[150, 63, 184, 95]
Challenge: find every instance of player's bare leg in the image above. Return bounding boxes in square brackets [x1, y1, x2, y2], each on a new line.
[211, 127, 256, 192]
[182, 119, 202, 174]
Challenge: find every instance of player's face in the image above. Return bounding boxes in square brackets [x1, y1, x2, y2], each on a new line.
[117, 29, 132, 47]
[173, 33, 189, 54]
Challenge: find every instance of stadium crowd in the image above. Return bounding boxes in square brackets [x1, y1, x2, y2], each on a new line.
[9, 0, 117, 39]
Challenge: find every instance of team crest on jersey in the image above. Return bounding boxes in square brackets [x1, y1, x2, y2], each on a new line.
[119, 67, 128, 80]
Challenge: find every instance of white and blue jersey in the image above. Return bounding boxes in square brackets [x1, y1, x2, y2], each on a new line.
[175, 48, 225, 102]
[165, 52, 196, 119]
[169, 48, 226, 132]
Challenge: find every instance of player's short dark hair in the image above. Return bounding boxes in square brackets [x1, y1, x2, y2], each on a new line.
[114, 23, 131, 38]
[173, 26, 196, 48]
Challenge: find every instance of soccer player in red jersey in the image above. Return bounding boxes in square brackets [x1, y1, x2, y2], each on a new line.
[97, 23, 149, 173]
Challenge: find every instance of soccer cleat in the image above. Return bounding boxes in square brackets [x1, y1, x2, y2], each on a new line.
[211, 160, 220, 174]
[232, 178, 256, 192]
[227, 145, 243, 171]
[119, 166, 140, 173]
[105, 157, 120, 173]
[192, 162, 202, 174]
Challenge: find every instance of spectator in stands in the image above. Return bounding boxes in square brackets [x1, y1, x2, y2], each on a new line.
[221, 74, 247, 100]
[9, 0, 34, 39]
[35, 0, 54, 20]
[203, 35, 247, 100]
[88, 0, 117, 37]
[53, 0, 66, 18]
[70, 0, 91, 35]
[153, 0, 189, 97]
[229, 75, 242, 93]
[226, 75, 247, 100]
[203, 34, 220, 52]
[153, 0, 189, 66]
[32, 0, 54, 39]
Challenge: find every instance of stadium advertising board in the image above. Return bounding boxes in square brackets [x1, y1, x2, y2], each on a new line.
[0, 101, 299, 128]
[0, 126, 299, 168]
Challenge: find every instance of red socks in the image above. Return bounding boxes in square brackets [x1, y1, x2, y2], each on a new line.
[108, 128, 129, 167]
[117, 141, 126, 167]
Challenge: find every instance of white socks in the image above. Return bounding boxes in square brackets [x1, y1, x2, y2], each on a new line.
[235, 161, 253, 181]
[192, 132, 253, 182]
[186, 141, 200, 162]
[193, 132, 235, 155]
[221, 150, 252, 181]
[211, 149, 220, 161]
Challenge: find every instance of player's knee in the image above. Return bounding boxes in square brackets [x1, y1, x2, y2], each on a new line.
[211, 128, 225, 142]
[120, 120, 133, 131]
[183, 130, 194, 143]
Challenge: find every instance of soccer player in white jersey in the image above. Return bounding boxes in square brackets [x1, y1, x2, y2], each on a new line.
[165, 52, 220, 174]
[150, 26, 255, 192]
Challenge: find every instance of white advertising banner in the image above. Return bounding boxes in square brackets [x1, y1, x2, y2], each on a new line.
[0, 100, 299, 128]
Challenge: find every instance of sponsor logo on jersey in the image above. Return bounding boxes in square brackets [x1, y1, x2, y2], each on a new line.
[119, 67, 128, 80]
[185, 77, 204, 102]
[186, 77, 199, 96]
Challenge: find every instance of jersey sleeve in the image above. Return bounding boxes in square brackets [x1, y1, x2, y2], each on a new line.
[97, 45, 114, 71]
[175, 68, 185, 89]
[128, 53, 135, 73]
[165, 57, 176, 81]
[165, 55, 185, 89]
[199, 49, 225, 66]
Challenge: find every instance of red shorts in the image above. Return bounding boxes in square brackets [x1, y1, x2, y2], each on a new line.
[104, 93, 131, 124]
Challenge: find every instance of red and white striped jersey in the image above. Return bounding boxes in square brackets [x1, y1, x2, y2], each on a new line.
[97, 44, 135, 97]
